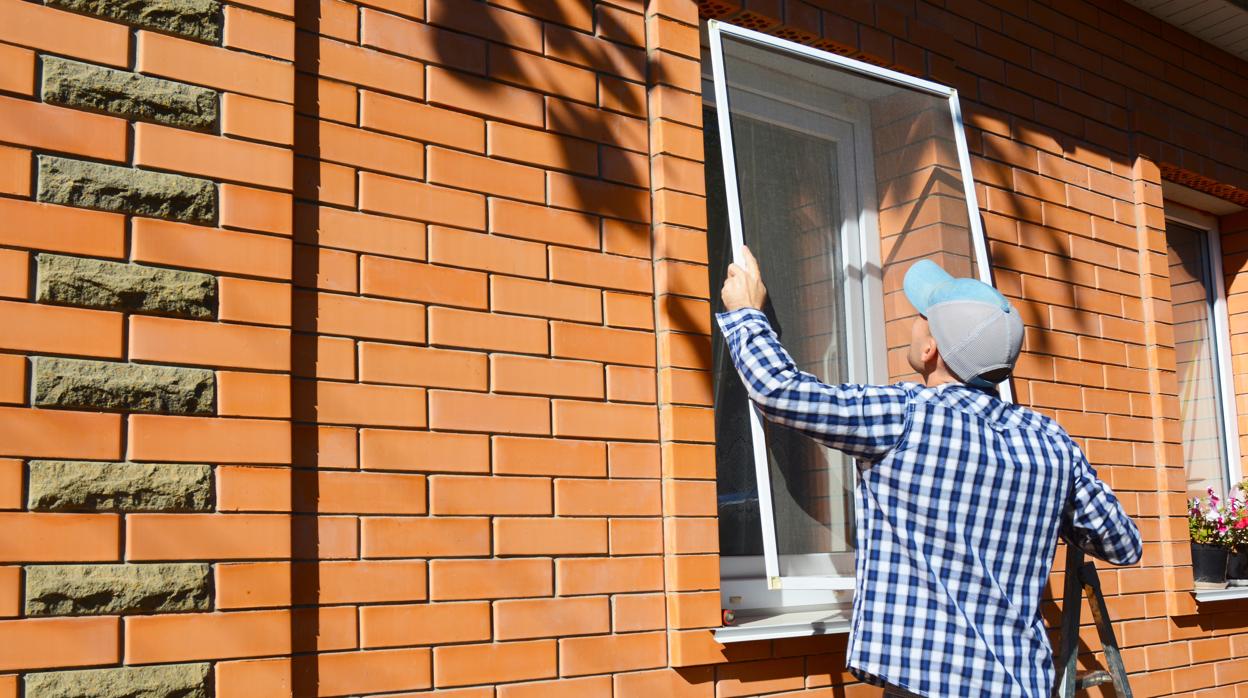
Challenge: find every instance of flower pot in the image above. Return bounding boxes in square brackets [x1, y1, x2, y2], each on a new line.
[1228, 549, 1248, 587]
[1192, 543, 1229, 588]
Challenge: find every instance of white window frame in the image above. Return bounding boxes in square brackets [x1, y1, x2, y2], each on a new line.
[1164, 205, 1242, 491]
[705, 20, 1006, 640]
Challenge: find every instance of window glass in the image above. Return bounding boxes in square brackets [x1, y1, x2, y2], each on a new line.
[1166, 221, 1230, 497]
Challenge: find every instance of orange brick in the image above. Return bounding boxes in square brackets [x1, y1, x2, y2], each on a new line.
[427, 66, 542, 127]
[560, 631, 666, 676]
[493, 437, 606, 477]
[492, 355, 604, 398]
[604, 292, 656, 330]
[0, 94, 126, 162]
[135, 123, 291, 190]
[549, 171, 649, 222]
[0, 459, 20, 510]
[497, 676, 611, 698]
[360, 91, 484, 152]
[359, 342, 486, 390]
[553, 400, 659, 440]
[294, 245, 357, 293]
[433, 640, 556, 687]
[361, 256, 487, 309]
[360, 429, 489, 473]
[0, 512, 119, 563]
[224, 5, 295, 60]
[490, 276, 602, 323]
[220, 184, 293, 236]
[603, 219, 650, 259]
[0, 43, 35, 96]
[555, 479, 660, 516]
[664, 480, 717, 517]
[0, 567, 16, 617]
[216, 658, 291, 698]
[312, 560, 428, 604]
[608, 365, 657, 403]
[494, 596, 610, 641]
[316, 31, 427, 99]
[138, 31, 293, 102]
[0, 353, 23, 404]
[428, 226, 544, 278]
[610, 518, 663, 555]
[428, 147, 544, 203]
[291, 336, 354, 381]
[125, 609, 349, 664]
[215, 562, 290, 608]
[216, 465, 290, 512]
[217, 372, 290, 419]
[487, 122, 596, 176]
[128, 415, 290, 464]
[295, 157, 355, 206]
[130, 315, 288, 371]
[429, 475, 550, 515]
[489, 44, 596, 102]
[309, 471, 426, 515]
[428, 307, 547, 354]
[547, 99, 647, 154]
[294, 380, 426, 428]
[495, 517, 608, 555]
[219, 277, 291, 327]
[717, 657, 807, 697]
[132, 219, 291, 280]
[295, 74, 357, 124]
[0, 406, 120, 460]
[656, 260, 709, 298]
[610, 442, 660, 479]
[298, 290, 426, 343]
[127, 514, 290, 561]
[661, 405, 713, 442]
[362, 601, 490, 648]
[298, 204, 427, 260]
[299, 116, 425, 180]
[0, 617, 119, 671]
[222, 92, 294, 145]
[361, 516, 490, 558]
[309, 516, 360, 561]
[665, 517, 716, 554]
[0, 1, 128, 67]
[315, 648, 433, 696]
[614, 593, 666, 632]
[661, 368, 713, 406]
[360, 171, 486, 230]
[557, 557, 663, 595]
[292, 424, 357, 470]
[0, 145, 30, 196]
[550, 248, 653, 293]
[667, 591, 720, 629]
[430, 559, 552, 601]
[489, 197, 599, 249]
[0, 300, 122, 358]
[552, 323, 655, 367]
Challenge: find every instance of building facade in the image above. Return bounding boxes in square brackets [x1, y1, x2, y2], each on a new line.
[1, 0, 1248, 695]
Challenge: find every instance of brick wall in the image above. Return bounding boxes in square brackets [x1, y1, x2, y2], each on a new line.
[0, 0, 1247, 696]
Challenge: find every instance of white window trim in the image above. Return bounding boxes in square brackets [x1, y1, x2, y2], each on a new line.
[1164, 206, 1243, 490]
[704, 20, 1006, 640]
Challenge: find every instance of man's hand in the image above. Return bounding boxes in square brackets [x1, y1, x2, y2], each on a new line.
[721, 245, 767, 311]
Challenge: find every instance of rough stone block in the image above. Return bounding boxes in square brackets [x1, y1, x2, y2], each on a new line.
[37, 254, 217, 319]
[25, 563, 211, 616]
[46, 0, 222, 43]
[24, 661, 211, 697]
[28, 460, 214, 512]
[42, 56, 218, 130]
[37, 156, 216, 224]
[33, 357, 215, 414]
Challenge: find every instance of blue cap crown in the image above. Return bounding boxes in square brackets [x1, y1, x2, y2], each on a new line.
[903, 259, 1010, 316]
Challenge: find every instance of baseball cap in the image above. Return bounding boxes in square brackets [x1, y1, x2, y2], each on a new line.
[902, 259, 1024, 388]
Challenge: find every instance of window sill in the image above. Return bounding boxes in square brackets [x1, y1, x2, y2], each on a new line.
[714, 607, 852, 643]
[1194, 585, 1248, 603]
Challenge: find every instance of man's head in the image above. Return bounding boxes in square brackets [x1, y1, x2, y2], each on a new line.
[903, 260, 1024, 388]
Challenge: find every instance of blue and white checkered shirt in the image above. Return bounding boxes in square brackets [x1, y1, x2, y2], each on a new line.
[718, 308, 1141, 698]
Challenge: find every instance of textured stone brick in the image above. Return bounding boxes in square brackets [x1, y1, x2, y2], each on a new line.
[42, 56, 218, 130]
[27, 460, 213, 512]
[37, 156, 216, 224]
[24, 662, 210, 697]
[37, 254, 217, 319]
[32, 357, 214, 414]
[46, 0, 222, 43]
[25, 563, 211, 616]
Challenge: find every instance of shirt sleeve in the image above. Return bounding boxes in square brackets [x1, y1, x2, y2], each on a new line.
[1059, 442, 1143, 566]
[716, 308, 909, 461]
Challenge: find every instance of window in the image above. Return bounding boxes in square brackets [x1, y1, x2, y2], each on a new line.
[1165, 209, 1241, 500]
[701, 21, 1002, 637]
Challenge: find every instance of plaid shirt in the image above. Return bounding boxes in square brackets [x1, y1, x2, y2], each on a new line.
[718, 308, 1141, 698]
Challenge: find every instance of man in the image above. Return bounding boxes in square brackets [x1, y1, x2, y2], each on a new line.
[717, 248, 1141, 698]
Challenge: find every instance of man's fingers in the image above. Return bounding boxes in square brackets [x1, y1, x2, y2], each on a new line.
[727, 263, 742, 278]
[741, 246, 760, 275]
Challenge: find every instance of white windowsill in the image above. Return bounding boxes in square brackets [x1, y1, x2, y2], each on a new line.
[714, 607, 853, 643]
[1194, 585, 1248, 603]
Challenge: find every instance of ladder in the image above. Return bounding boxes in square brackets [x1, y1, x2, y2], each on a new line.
[1053, 544, 1132, 697]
